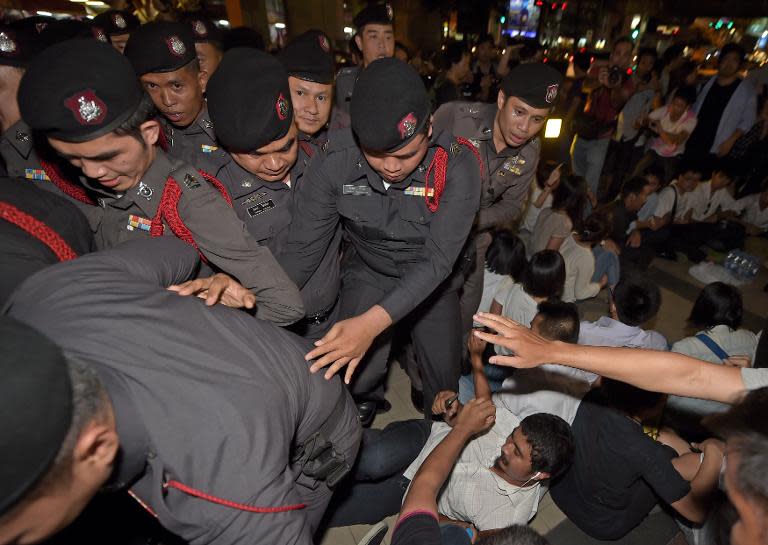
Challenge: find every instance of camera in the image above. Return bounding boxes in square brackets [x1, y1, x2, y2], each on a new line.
[607, 65, 625, 87]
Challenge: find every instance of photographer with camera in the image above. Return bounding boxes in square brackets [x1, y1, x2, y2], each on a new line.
[571, 37, 636, 208]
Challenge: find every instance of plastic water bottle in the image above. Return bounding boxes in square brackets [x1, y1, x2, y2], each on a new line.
[724, 250, 760, 280]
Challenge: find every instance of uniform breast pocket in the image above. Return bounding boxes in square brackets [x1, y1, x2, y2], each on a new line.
[338, 194, 378, 223]
[397, 199, 432, 244]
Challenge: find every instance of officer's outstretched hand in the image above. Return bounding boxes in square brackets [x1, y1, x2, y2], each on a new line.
[472, 312, 551, 369]
[307, 305, 393, 384]
[168, 273, 256, 309]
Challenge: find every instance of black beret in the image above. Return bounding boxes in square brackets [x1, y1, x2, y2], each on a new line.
[10, 15, 56, 37]
[351, 57, 429, 152]
[500, 62, 563, 109]
[37, 18, 94, 49]
[0, 317, 72, 516]
[207, 48, 292, 152]
[124, 22, 196, 76]
[0, 24, 41, 67]
[91, 10, 140, 37]
[222, 26, 264, 51]
[19, 39, 144, 143]
[353, 3, 394, 29]
[180, 14, 223, 44]
[278, 30, 334, 84]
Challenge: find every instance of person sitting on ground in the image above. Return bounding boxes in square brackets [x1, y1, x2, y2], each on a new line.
[649, 162, 704, 260]
[529, 173, 588, 254]
[666, 282, 759, 427]
[518, 161, 562, 246]
[579, 274, 668, 350]
[625, 166, 664, 236]
[732, 185, 768, 236]
[597, 176, 654, 270]
[491, 249, 565, 328]
[633, 85, 698, 183]
[477, 230, 527, 315]
[549, 378, 725, 540]
[560, 211, 613, 302]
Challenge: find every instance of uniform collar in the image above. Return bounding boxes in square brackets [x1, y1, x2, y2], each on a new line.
[220, 157, 293, 201]
[2, 119, 34, 159]
[96, 367, 150, 490]
[179, 103, 216, 141]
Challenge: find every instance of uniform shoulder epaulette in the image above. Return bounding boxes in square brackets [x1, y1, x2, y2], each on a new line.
[323, 126, 357, 153]
[336, 66, 358, 78]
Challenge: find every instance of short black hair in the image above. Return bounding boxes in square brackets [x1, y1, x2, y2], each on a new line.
[637, 46, 658, 62]
[535, 300, 580, 343]
[443, 41, 468, 70]
[522, 250, 565, 300]
[520, 413, 574, 479]
[486, 229, 526, 280]
[551, 174, 588, 230]
[720, 42, 746, 63]
[712, 161, 739, 182]
[662, 43, 685, 65]
[688, 281, 743, 330]
[620, 176, 651, 199]
[613, 274, 661, 326]
[600, 378, 664, 418]
[613, 36, 633, 50]
[641, 163, 666, 184]
[477, 525, 550, 545]
[576, 211, 611, 244]
[113, 93, 157, 146]
[672, 84, 697, 105]
[535, 159, 560, 190]
[677, 158, 704, 177]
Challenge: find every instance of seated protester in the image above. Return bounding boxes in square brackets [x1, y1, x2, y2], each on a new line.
[529, 173, 588, 254]
[477, 229, 527, 315]
[597, 175, 654, 270]
[683, 163, 744, 252]
[666, 282, 759, 424]
[549, 379, 725, 540]
[324, 333, 575, 532]
[393, 404, 551, 545]
[90, 9, 140, 54]
[207, 49, 341, 340]
[496, 301, 598, 425]
[732, 185, 768, 235]
[632, 85, 698, 184]
[0, 237, 361, 545]
[18, 40, 304, 325]
[124, 22, 230, 175]
[625, 165, 664, 235]
[180, 14, 224, 77]
[432, 41, 472, 110]
[0, 177, 94, 306]
[579, 275, 668, 350]
[491, 249, 565, 328]
[518, 160, 562, 248]
[560, 212, 612, 302]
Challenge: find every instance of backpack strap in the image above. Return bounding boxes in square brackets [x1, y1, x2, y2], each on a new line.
[695, 333, 729, 360]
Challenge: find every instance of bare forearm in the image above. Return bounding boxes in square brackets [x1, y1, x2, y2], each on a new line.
[471, 354, 492, 401]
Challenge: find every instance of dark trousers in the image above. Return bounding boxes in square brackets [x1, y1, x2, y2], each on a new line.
[338, 262, 463, 416]
[324, 419, 432, 527]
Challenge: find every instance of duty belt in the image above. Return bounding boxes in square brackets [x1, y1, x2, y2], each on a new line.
[298, 296, 338, 326]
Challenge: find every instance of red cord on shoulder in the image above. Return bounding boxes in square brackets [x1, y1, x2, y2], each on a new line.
[423, 138, 484, 213]
[164, 479, 307, 513]
[39, 159, 95, 206]
[0, 201, 78, 261]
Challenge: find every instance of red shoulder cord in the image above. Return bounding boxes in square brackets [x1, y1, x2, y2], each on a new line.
[164, 479, 306, 513]
[39, 160, 95, 206]
[0, 201, 78, 261]
[149, 170, 233, 260]
[423, 137, 484, 213]
[298, 140, 315, 158]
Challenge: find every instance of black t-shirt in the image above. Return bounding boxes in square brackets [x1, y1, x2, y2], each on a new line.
[686, 79, 741, 155]
[391, 513, 443, 545]
[602, 199, 636, 245]
[550, 390, 691, 540]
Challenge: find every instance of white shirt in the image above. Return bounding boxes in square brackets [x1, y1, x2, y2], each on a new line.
[686, 180, 739, 222]
[648, 106, 697, 157]
[495, 280, 539, 355]
[478, 268, 508, 315]
[521, 184, 553, 233]
[734, 193, 768, 231]
[560, 234, 601, 303]
[653, 183, 689, 221]
[403, 407, 543, 531]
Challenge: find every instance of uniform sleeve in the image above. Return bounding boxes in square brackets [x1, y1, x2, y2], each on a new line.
[277, 156, 342, 289]
[431, 102, 457, 136]
[176, 180, 305, 326]
[377, 150, 481, 322]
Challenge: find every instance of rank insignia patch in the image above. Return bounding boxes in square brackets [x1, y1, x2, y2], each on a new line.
[183, 173, 200, 189]
[404, 186, 434, 197]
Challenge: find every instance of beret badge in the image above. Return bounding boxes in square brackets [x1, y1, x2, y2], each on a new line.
[318, 34, 330, 53]
[112, 13, 128, 30]
[64, 89, 107, 126]
[166, 35, 186, 57]
[192, 20, 208, 37]
[545, 84, 559, 104]
[92, 27, 108, 43]
[397, 112, 417, 140]
[0, 32, 17, 54]
[275, 93, 289, 120]
[386, 3, 394, 21]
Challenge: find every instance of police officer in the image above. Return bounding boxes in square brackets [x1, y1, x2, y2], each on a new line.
[335, 3, 394, 116]
[1, 236, 361, 545]
[207, 48, 342, 340]
[432, 62, 563, 334]
[279, 29, 345, 142]
[91, 9, 140, 53]
[18, 39, 304, 325]
[280, 58, 482, 425]
[181, 14, 224, 77]
[124, 22, 229, 174]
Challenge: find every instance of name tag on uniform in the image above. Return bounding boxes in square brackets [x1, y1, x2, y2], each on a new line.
[404, 186, 434, 197]
[241, 192, 268, 206]
[25, 168, 50, 181]
[200, 144, 218, 154]
[247, 200, 275, 217]
[342, 184, 371, 196]
[127, 214, 152, 232]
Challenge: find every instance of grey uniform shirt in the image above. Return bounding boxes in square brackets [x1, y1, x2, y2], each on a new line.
[0, 120, 41, 181]
[4, 237, 360, 545]
[334, 66, 359, 115]
[432, 101, 540, 231]
[280, 130, 481, 323]
[161, 104, 230, 174]
[78, 149, 303, 325]
[215, 134, 341, 316]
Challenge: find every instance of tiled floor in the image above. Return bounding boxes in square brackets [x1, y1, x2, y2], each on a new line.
[317, 249, 768, 545]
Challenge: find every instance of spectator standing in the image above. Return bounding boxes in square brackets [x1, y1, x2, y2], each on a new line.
[727, 97, 768, 197]
[556, 51, 592, 164]
[469, 34, 500, 102]
[684, 43, 757, 177]
[433, 42, 471, 110]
